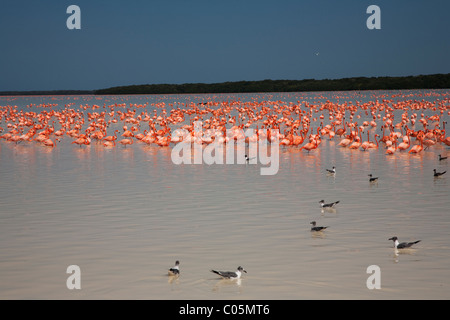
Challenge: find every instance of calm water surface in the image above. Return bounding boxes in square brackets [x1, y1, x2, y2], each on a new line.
[0, 91, 449, 299]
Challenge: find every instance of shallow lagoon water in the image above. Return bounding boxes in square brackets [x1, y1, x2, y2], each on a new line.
[0, 90, 449, 299]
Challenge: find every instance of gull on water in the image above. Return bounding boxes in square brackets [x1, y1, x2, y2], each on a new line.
[211, 266, 247, 279]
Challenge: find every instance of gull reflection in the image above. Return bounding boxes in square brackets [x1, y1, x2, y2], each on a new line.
[167, 274, 180, 285]
[212, 278, 243, 293]
[391, 247, 418, 263]
[311, 231, 327, 239]
[321, 207, 337, 215]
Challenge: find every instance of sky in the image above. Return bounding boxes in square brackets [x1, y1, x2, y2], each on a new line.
[1, 0, 449, 91]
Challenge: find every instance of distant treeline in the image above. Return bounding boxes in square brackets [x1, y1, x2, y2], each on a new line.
[2, 73, 449, 96]
[94, 73, 450, 95]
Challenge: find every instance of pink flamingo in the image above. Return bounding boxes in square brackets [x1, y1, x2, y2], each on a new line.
[118, 138, 134, 147]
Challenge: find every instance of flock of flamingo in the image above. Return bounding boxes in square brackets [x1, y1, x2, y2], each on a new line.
[0, 94, 449, 158]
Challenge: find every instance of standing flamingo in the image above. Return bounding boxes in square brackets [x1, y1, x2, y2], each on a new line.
[103, 129, 119, 142]
[386, 140, 397, 155]
[360, 131, 371, 151]
[397, 131, 410, 151]
[72, 137, 89, 147]
[43, 138, 58, 147]
[335, 122, 346, 138]
[349, 128, 362, 149]
[409, 132, 424, 154]
[300, 139, 318, 153]
[118, 138, 133, 147]
[122, 129, 134, 138]
[338, 134, 353, 147]
[103, 140, 116, 147]
[368, 134, 379, 149]
[439, 122, 450, 146]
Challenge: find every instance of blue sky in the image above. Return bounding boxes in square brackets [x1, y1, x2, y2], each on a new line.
[1, 0, 449, 91]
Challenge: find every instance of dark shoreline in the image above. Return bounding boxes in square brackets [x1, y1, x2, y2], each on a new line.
[1, 73, 449, 96]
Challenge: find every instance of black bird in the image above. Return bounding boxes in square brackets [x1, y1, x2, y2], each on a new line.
[326, 166, 336, 174]
[310, 221, 329, 232]
[389, 236, 421, 249]
[433, 169, 447, 177]
[211, 266, 247, 279]
[368, 174, 379, 182]
[319, 200, 340, 208]
[438, 154, 447, 161]
[168, 260, 180, 276]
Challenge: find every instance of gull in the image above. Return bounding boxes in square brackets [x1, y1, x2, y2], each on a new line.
[319, 200, 340, 208]
[211, 266, 247, 279]
[168, 260, 180, 276]
[245, 154, 256, 163]
[433, 169, 447, 177]
[310, 221, 329, 232]
[389, 237, 421, 249]
[326, 166, 336, 174]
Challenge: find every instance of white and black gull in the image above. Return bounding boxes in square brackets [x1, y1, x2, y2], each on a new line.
[326, 166, 336, 174]
[244, 155, 256, 164]
[211, 266, 247, 279]
[389, 236, 421, 249]
[168, 260, 180, 276]
[310, 221, 329, 232]
[368, 174, 379, 182]
[319, 199, 340, 208]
